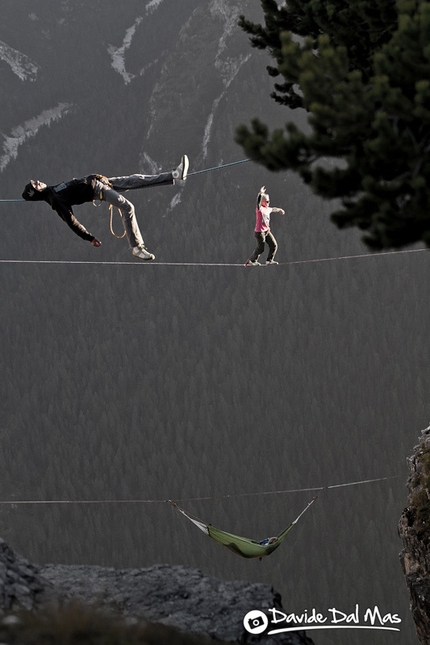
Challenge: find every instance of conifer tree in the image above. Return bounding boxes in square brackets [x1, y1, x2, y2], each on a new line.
[236, 0, 430, 249]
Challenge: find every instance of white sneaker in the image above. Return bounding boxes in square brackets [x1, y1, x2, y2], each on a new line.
[266, 259, 279, 265]
[246, 259, 260, 266]
[172, 155, 189, 181]
[132, 245, 155, 261]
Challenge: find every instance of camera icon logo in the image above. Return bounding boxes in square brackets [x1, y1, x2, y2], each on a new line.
[243, 610, 269, 634]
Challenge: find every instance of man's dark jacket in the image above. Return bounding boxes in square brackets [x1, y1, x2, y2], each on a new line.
[22, 175, 110, 242]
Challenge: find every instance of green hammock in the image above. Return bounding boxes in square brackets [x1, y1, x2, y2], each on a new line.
[170, 497, 316, 559]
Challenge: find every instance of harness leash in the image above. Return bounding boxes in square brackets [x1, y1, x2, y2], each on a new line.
[108, 204, 126, 239]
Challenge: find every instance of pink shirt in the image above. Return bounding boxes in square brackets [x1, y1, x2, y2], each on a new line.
[254, 205, 272, 232]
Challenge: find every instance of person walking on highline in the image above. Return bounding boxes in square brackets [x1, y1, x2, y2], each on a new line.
[245, 186, 285, 266]
[22, 155, 189, 260]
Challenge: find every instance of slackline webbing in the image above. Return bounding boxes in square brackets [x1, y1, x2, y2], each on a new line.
[0, 247, 427, 267]
[187, 158, 250, 176]
[0, 475, 396, 505]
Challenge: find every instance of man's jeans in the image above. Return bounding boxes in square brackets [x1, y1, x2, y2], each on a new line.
[94, 172, 174, 248]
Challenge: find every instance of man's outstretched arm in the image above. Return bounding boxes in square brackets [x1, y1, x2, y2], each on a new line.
[53, 201, 100, 245]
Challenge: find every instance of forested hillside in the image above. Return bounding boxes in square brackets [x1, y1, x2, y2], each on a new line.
[0, 2, 427, 644]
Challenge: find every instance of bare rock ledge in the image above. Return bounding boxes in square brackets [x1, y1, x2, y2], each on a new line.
[0, 538, 315, 644]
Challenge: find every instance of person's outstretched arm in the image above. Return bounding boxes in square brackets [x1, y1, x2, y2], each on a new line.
[52, 200, 99, 244]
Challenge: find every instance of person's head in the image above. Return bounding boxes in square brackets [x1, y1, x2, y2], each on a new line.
[260, 193, 270, 206]
[22, 179, 47, 200]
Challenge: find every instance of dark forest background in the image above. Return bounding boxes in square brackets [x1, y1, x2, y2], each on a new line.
[0, 1, 427, 643]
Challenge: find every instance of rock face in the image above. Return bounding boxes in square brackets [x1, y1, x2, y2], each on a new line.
[399, 426, 430, 645]
[0, 539, 47, 611]
[0, 538, 314, 645]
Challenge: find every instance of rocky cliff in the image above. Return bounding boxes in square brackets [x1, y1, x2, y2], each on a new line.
[399, 426, 430, 644]
[0, 538, 314, 645]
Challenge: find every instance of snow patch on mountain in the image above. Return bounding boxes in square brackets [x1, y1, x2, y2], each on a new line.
[139, 152, 160, 174]
[202, 112, 216, 160]
[168, 192, 182, 213]
[0, 41, 39, 82]
[201, 51, 249, 158]
[145, 0, 165, 13]
[0, 103, 73, 172]
[143, 0, 253, 161]
[210, 0, 241, 58]
[108, 17, 143, 84]
[201, 1, 251, 158]
[138, 58, 161, 78]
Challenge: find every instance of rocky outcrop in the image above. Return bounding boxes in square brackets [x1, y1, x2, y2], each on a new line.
[0, 539, 47, 611]
[0, 538, 314, 644]
[399, 426, 430, 644]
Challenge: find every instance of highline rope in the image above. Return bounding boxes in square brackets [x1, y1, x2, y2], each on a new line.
[187, 158, 250, 176]
[0, 247, 427, 267]
[0, 475, 396, 506]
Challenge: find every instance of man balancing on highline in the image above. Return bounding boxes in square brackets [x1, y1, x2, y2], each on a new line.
[22, 155, 189, 260]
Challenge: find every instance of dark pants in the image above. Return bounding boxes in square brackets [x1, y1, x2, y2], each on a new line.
[250, 230, 278, 262]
